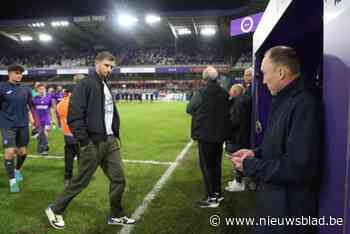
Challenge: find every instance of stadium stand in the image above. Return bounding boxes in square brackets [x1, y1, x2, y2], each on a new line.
[232, 52, 252, 69]
[0, 47, 238, 68]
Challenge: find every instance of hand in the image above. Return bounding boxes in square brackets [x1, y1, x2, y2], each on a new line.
[231, 149, 255, 159]
[231, 150, 254, 172]
[232, 156, 244, 172]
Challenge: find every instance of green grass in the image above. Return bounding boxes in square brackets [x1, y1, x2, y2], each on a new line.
[132, 146, 256, 234]
[23, 102, 191, 162]
[0, 102, 255, 234]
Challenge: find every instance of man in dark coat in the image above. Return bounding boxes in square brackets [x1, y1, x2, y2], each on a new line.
[225, 84, 250, 192]
[187, 66, 231, 208]
[45, 51, 135, 230]
[232, 46, 321, 234]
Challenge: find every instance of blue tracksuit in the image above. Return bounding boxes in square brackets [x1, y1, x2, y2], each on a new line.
[0, 82, 33, 128]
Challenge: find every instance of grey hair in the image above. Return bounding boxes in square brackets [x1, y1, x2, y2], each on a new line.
[202, 66, 219, 81]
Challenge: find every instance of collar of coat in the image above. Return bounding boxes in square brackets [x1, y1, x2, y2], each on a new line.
[91, 71, 109, 84]
[271, 77, 306, 110]
[275, 77, 305, 100]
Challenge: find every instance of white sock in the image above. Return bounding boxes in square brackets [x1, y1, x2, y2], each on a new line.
[9, 178, 16, 186]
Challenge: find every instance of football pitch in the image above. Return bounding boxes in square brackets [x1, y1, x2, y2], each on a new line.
[0, 102, 255, 234]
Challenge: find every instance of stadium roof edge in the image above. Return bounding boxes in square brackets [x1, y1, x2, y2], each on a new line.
[0, 17, 72, 27]
[158, 7, 251, 18]
[0, 3, 255, 25]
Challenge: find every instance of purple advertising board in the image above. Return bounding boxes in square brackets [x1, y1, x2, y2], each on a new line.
[156, 67, 191, 73]
[27, 69, 57, 76]
[230, 12, 263, 37]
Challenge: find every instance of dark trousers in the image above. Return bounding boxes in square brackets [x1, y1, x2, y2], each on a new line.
[52, 136, 126, 217]
[64, 143, 80, 180]
[37, 128, 48, 153]
[198, 141, 223, 198]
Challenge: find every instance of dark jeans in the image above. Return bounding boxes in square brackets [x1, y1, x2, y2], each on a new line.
[52, 136, 126, 217]
[198, 141, 223, 198]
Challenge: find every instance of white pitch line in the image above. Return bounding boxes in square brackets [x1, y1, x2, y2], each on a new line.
[123, 160, 173, 166]
[0, 154, 173, 166]
[119, 140, 194, 234]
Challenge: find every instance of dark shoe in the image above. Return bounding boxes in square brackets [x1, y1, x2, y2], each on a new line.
[214, 193, 224, 202]
[196, 197, 220, 208]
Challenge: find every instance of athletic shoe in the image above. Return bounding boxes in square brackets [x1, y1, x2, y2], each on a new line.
[196, 195, 222, 202]
[15, 170, 23, 183]
[225, 180, 245, 192]
[107, 216, 136, 225]
[10, 182, 20, 193]
[41, 151, 48, 156]
[45, 205, 65, 230]
[214, 193, 224, 202]
[31, 128, 39, 139]
[197, 197, 220, 208]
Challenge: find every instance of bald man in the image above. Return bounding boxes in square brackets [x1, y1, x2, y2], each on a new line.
[243, 67, 253, 95]
[186, 66, 231, 208]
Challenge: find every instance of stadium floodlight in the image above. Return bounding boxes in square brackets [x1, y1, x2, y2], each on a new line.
[118, 14, 139, 27]
[60, 21, 69, 26]
[32, 22, 45, 28]
[20, 35, 33, 42]
[145, 15, 161, 24]
[51, 21, 70, 27]
[39, 33, 52, 42]
[51, 21, 69, 27]
[177, 28, 192, 35]
[200, 27, 216, 36]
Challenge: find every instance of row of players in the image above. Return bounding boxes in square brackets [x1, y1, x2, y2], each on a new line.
[30, 83, 164, 155]
[115, 92, 159, 102]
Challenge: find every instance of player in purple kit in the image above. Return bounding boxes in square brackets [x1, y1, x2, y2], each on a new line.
[32, 84, 54, 155]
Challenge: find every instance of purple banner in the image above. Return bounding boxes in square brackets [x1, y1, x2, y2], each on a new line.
[230, 12, 263, 37]
[0, 65, 230, 76]
[27, 69, 57, 76]
[156, 67, 191, 73]
[112, 68, 120, 74]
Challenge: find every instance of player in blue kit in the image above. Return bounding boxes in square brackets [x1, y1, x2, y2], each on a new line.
[0, 64, 39, 192]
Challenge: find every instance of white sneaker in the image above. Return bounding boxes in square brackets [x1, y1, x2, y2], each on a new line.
[225, 180, 245, 192]
[108, 216, 136, 225]
[45, 205, 65, 230]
